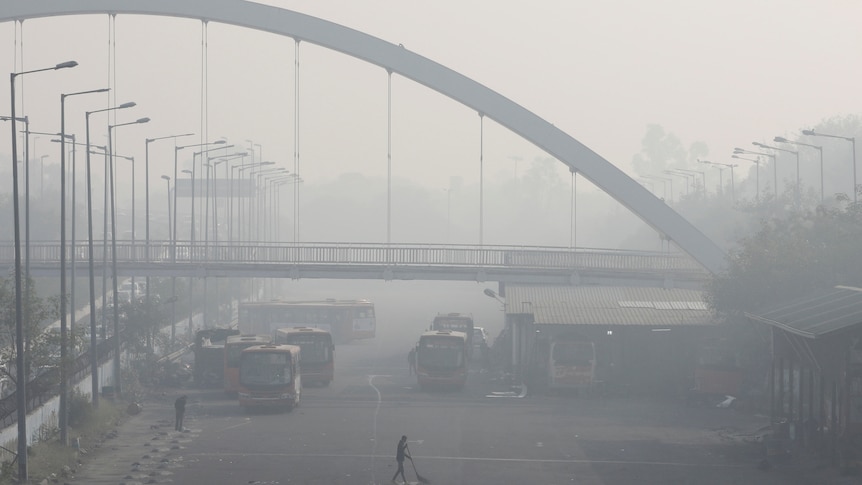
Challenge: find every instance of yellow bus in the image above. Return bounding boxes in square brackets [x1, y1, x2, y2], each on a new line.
[224, 334, 272, 395]
[432, 313, 474, 357]
[239, 299, 375, 343]
[416, 330, 468, 391]
[274, 327, 335, 386]
[238, 344, 301, 412]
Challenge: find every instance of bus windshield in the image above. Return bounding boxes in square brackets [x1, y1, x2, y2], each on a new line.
[286, 335, 332, 364]
[418, 338, 464, 368]
[240, 353, 292, 386]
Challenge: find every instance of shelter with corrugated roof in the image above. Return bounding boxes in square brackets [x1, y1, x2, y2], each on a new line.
[745, 285, 862, 456]
[498, 285, 721, 395]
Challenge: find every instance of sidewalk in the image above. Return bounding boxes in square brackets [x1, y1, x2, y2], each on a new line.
[69, 391, 199, 484]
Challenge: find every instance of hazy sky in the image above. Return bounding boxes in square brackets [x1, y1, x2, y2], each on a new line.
[1, 0, 860, 198]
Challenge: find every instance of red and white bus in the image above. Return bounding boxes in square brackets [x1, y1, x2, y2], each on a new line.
[274, 327, 335, 386]
[416, 330, 468, 391]
[224, 334, 272, 395]
[239, 299, 375, 343]
[548, 336, 596, 391]
[238, 344, 301, 411]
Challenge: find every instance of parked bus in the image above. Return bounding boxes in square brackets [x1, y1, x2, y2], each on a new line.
[239, 299, 375, 343]
[432, 313, 474, 357]
[416, 330, 468, 390]
[238, 344, 301, 411]
[548, 336, 596, 391]
[224, 334, 272, 395]
[274, 327, 335, 386]
[193, 328, 239, 387]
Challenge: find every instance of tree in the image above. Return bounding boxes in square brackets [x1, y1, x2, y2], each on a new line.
[706, 201, 862, 320]
[0, 275, 60, 385]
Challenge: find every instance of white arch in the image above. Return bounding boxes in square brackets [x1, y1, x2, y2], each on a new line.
[1, 0, 727, 274]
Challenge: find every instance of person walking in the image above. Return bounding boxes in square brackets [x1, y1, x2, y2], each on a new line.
[408, 347, 417, 376]
[174, 395, 187, 431]
[391, 435, 411, 484]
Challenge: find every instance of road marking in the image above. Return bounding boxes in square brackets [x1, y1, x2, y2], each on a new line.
[186, 452, 749, 469]
[214, 419, 251, 433]
[368, 374, 391, 484]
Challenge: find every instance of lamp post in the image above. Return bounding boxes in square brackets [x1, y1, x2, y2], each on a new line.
[85, 102, 134, 410]
[107, 117, 150, 397]
[9, 58, 77, 481]
[190, 145, 234, 245]
[145, 133, 194, 315]
[663, 170, 691, 196]
[222, 154, 248, 243]
[774, 136, 824, 203]
[254, 167, 287, 242]
[699, 160, 737, 202]
[732, 155, 762, 201]
[57, 86, 109, 445]
[209, 153, 247, 245]
[119, 154, 137, 303]
[643, 174, 673, 201]
[38, 154, 49, 199]
[235, 161, 274, 242]
[754, 142, 800, 207]
[161, 175, 175, 346]
[801, 129, 855, 203]
[266, 174, 294, 242]
[735, 148, 777, 197]
[173, 141, 227, 253]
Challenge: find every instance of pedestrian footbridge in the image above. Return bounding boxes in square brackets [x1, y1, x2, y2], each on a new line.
[0, 241, 710, 288]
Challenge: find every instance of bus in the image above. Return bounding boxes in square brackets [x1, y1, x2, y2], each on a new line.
[238, 344, 301, 411]
[274, 327, 335, 386]
[224, 334, 272, 395]
[432, 313, 474, 357]
[416, 330, 468, 390]
[548, 336, 596, 391]
[239, 299, 376, 343]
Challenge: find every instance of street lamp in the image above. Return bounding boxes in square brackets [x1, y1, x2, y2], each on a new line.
[39, 155, 49, 198]
[107, 116, 150, 397]
[235, 161, 274, 242]
[732, 155, 761, 201]
[57, 86, 109, 445]
[735, 148, 778, 197]
[254, 167, 287, 242]
[117, 154, 137, 302]
[753, 142, 800, 207]
[9, 58, 77, 482]
[699, 160, 737, 202]
[161, 175, 176, 347]
[801, 129, 856, 203]
[173, 140, 226, 252]
[663, 170, 692, 196]
[145, 133, 194, 313]
[189, 144, 234, 244]
[642, 174, 673, 201]
[775, 136, 824, 203]
[208, 152, 247, 245]
[674, 168, 707, 195]
[85, 101, 135, 410]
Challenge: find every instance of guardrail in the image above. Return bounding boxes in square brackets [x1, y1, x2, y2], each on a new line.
[0, 241, 707, 274]
[0, 337, 116, 429]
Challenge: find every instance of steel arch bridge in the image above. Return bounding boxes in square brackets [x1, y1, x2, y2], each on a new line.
[1, 0, 727, 275]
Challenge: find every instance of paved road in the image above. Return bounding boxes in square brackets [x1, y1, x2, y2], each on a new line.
[72, 335, 816, 485]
